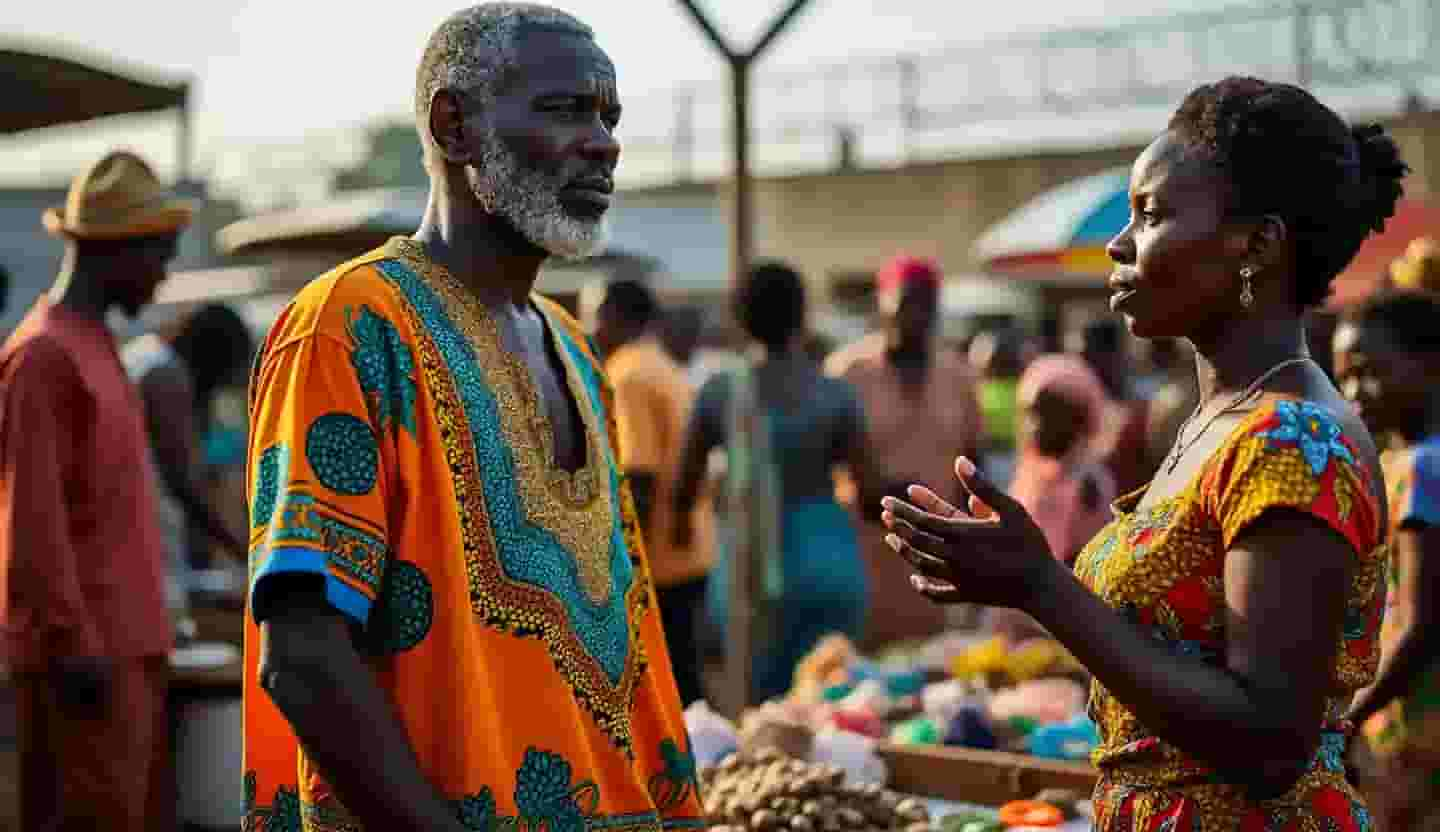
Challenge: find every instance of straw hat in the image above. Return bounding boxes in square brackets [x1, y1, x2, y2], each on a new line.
[42, 150, 196, 240]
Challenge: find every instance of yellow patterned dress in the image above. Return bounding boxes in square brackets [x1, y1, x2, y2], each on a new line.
[1073, 399, 1386, 832]
[241, 238, 704, 831]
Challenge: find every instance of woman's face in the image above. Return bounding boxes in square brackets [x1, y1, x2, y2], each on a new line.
[1022, 389, 1088, 458]
[1106, 131, 1251, 341]
[1332, 321, 1428, 437]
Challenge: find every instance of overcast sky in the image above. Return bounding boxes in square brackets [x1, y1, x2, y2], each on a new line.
[0, 0, 1257, 190]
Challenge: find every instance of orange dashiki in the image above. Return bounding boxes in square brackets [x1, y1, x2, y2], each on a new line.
[1073, 398, 1386, 832]
[242, 238, 704, 831]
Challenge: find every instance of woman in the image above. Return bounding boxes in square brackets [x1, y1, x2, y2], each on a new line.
[1335, 290, 1440, 830]
[1008, 353, 1116, 565]
[881, 76, 1406, 828]
[675, 261, 876, 704]
[124, 303, 253, 606]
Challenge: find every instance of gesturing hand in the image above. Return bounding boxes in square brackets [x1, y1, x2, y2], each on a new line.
[880, 456, 1060, 610]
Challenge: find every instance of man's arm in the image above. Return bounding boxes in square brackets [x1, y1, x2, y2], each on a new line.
[258, 578, 468, 832]
[673, 376, 725, 548]
[138, 363, 246, 561]
[613, 376, 666, 537]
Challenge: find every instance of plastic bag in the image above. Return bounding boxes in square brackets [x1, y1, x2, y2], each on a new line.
[811, 728, 888, 785]
[683, 700, 738, 768]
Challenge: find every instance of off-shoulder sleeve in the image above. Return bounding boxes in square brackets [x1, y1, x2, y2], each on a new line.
[247, 292, 416, 627]
[1203, 399, 1380, 556]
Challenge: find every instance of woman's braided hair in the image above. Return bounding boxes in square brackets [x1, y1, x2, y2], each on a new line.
[1169, 77, 1409, 307]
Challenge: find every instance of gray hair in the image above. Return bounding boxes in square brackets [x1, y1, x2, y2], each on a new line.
[414, 3, 593, 152]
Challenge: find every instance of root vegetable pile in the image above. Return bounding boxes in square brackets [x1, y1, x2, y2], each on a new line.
[700, 747, 933, 832]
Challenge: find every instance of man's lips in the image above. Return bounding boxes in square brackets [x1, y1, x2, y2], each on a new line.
[564, 178, 613, 209]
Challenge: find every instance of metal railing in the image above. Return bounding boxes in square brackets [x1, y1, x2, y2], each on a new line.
[616, 0, 1438, 183]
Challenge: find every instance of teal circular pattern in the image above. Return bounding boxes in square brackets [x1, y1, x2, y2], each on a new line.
[251, 444, 284, 526]
[305, 412, 378, 496]
[370, 560, 433, 654]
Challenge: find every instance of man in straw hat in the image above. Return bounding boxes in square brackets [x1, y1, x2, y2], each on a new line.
[0, 149, 194, 831]
[241, 5, 702, 831]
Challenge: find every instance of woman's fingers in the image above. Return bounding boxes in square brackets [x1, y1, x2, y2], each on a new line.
[906, 484, 961, 518]
[910, 573, 965, 602]
[882, 496, 995, 535]
[885, 514, 947, 552]
[885, 532, 950, 574]
[954, 456, 1026, 524]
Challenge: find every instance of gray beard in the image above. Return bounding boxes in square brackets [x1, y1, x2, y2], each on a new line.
[468, 128, 610, 261]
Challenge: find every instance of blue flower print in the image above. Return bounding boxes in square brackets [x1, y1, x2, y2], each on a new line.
[1259, 400, 1355, 477]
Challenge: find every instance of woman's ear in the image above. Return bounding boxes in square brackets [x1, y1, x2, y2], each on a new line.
[1248, 214, 1290, 271]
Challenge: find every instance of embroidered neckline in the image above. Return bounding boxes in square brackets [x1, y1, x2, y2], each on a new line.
[385, 237, 616, 604]
[386, 237, 603, 502]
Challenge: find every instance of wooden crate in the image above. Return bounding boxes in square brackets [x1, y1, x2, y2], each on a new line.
[876, 742, 1098, 807]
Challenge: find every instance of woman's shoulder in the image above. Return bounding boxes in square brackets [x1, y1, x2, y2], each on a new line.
[1202, 396, 1382, 552]
[1209, 397, 1374, 486]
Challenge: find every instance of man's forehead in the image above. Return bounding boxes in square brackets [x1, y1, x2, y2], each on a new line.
[511, 26, 615, 80]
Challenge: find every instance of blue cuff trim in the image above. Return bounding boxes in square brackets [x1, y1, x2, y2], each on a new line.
[251, 545, 374, 625]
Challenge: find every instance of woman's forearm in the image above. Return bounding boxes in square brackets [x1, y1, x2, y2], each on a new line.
[1026, 564, 1321, 790]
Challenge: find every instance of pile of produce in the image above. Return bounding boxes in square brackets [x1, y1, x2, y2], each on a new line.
[701, 746, 935, 832]
[773, 633, 1096, 761]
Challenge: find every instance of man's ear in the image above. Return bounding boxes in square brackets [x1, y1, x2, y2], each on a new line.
[429, 89, 474, 166]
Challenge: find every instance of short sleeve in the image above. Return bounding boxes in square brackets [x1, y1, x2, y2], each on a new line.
[613, 376, 665, 472]
[1397, 440, 1440, 530]
[247, 331, 393, 627]
[1204, 399, 1380, 555]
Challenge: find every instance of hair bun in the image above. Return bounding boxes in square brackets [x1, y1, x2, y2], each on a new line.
[1350, 123, 1408, 233]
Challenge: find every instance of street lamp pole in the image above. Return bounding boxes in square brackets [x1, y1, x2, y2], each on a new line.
[675, 0, 815, 293]
[674, 0, 815, 716]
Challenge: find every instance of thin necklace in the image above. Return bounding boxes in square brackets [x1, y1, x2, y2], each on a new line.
[1163, 356, 1316, 475]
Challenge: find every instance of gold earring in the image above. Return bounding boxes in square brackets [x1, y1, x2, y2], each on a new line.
[1240, 266, 1256, 308]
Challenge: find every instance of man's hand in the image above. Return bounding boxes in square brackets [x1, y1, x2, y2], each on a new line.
[50, 655, 114, 718]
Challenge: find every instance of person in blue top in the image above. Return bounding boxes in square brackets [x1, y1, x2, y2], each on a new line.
[674, 260, 882, 704]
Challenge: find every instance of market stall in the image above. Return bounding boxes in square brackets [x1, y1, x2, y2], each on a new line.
[976, 168, 1440, 315]
[686, 625, 1102, 832]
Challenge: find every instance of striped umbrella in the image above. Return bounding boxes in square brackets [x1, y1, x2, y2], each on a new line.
[974, 167, 1130, 279]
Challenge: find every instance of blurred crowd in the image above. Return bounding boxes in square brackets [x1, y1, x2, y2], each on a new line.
[2, 7, 1440, 830]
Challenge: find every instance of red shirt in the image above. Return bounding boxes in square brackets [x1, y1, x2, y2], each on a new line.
[0, 299, 171, 668]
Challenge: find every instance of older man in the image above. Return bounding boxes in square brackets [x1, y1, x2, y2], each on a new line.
[826, 254, 984, 649]
[242, 5, 704, 831]
[0, 150, 190, 832]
